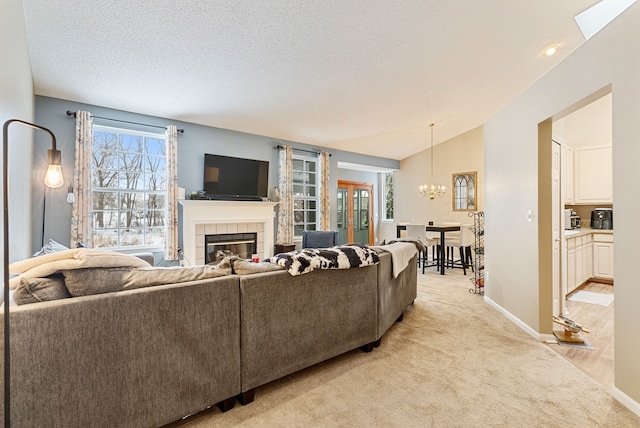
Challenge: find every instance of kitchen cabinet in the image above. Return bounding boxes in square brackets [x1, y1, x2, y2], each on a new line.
[566, 242, 576, 295]
[566, 233, 595, 294]
[565, 231, 613, 296]
[566, 235, 583, 294]
[574, 145, 613, 204]
[593, 233, 614, 280]
[582, 234, 593, 284]
[563, 145, 574, 204]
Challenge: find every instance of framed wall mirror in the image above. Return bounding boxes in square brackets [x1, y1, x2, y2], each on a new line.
[452, 171, 477, 211]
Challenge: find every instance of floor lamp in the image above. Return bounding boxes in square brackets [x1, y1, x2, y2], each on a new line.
[2, 119, 63, 428]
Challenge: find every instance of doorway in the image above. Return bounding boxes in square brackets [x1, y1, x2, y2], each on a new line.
[337, 180, 374, 245]
[548, 90, 614, 389]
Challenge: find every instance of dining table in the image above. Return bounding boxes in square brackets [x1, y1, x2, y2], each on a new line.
[396, 224, 461, 275]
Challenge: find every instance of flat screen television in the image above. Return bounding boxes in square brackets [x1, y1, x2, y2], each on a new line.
[203, 153, 269, 200]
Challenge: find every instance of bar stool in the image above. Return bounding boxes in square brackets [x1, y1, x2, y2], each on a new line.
[442, 222, 474, 275]
[406, 224, 439, 273]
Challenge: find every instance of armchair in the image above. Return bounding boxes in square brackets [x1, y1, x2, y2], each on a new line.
[302, 230, 339, 249]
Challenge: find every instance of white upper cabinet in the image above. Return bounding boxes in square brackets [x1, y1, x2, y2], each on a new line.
[574, 145, 613, 204]
[562, 145, 574, 204]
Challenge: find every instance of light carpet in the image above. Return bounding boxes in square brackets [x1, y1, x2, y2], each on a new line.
[166, 269, 638, 427]
[568, 290, 615, 306]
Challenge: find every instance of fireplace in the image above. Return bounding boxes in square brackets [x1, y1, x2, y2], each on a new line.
[205, 232, 257, 264]
[179, 200, 277, 266]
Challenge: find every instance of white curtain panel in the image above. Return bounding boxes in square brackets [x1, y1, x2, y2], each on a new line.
[318, 150, 330, 230]
[277, 145, 294, 244]
[164, 125, 179, 260]
[70, 110, 93, 247]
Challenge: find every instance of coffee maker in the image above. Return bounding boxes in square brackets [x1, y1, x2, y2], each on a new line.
[591, 208, 613, 230]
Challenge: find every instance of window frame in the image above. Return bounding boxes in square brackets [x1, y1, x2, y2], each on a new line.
[380, 171, 394, 222]
[292, 153, 319, 237]
[90, 124, 168, 252]
[452, 171, 477, 212]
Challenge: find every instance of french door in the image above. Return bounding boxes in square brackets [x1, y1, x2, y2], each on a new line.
[337, 180, 374, 245]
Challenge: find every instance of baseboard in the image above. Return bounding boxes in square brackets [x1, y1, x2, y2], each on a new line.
[485, 295, 640, 418]
[612, 387, 640, 417]
[483, 295, 543, 341]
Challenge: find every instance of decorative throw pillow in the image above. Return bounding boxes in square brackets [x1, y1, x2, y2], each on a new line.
[13, 274, 71, 305]
[32, 239, 69, 257]
[62, 265, 232, 297]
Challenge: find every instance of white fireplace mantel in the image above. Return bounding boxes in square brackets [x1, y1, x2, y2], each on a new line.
[179, 200, 277, 265]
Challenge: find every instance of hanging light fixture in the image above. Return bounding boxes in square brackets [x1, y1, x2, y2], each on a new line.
[418, 123, 446, 200]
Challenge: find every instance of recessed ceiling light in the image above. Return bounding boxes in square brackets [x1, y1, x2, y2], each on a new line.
[545, 46, 559, 56]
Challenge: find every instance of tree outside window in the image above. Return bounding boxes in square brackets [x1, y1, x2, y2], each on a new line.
[382, 172, 394, 221]
[91, 126, 167, 249]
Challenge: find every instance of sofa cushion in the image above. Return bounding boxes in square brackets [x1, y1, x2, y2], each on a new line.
[32, 239, 69, 257]
[62, 265, 232, 297]
[13, 274, 71, 305]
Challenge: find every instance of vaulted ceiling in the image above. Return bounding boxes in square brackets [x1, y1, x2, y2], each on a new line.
[22, 1, 601, 160]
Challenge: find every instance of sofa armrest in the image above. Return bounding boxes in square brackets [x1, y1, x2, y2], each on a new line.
[376, 252, 417, 339]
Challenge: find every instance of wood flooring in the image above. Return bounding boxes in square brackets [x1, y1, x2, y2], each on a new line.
[549, 281, 615, 390]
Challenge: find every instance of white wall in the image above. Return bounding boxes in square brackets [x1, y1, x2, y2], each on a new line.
[484, 3, 640, 408]
[0, 0, 35, 262]
[394, 126, 484, 226]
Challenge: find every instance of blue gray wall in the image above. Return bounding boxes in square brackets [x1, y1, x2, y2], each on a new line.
[33, 95, 398, 253]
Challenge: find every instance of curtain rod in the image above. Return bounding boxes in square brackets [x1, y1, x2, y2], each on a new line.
[275, 144, 331, 157]
[66, 110, 184, 133]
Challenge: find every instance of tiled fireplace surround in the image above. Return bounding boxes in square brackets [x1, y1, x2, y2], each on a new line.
[179, 200, 277, 266]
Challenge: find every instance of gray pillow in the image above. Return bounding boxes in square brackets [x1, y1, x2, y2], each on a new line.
[14, 274, 71, 305]
[231, 259, 285, 276]
[62, 265, 232, 297]
[33, 239, 69, 257]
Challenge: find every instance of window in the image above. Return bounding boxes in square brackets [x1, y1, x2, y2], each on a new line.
[381, 172, 394, 221]
[452, 171, 477, 211]
[292, 155, 317, 236]
[91, 125, 167, 250]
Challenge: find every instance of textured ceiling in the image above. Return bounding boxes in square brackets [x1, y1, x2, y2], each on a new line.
[22, 1, 601, 160]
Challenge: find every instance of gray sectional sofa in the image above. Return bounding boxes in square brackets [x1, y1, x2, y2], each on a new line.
[1, 250, 416, 427]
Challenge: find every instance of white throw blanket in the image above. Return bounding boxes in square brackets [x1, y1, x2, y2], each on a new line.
[372, 242, 418, 278]
[8, 248, 151, 289]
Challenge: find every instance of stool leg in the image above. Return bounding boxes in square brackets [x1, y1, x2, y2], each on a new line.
[459, 246, 467, 275]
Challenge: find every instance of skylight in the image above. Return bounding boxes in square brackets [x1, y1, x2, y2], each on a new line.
[575, 0, 637, 40]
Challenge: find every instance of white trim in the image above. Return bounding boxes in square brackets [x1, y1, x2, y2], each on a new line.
[612, 387, 640, 417]
[483, 295, 543, 341]
[337, 161, 397, 173]
[93, 123, 164, 139]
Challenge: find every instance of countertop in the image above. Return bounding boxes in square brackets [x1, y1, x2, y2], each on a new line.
[564, 227, 613, 237]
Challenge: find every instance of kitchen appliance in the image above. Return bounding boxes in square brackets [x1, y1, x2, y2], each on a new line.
[591, 208, 613, 230]
[564, 209, 581, 230]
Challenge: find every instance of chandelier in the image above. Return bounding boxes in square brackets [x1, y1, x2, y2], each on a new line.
[418, 123, 446, 200]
